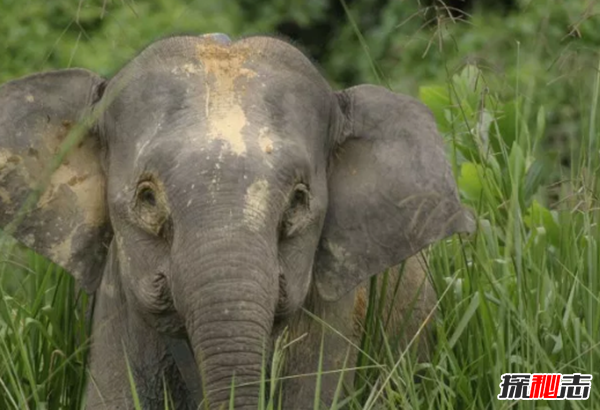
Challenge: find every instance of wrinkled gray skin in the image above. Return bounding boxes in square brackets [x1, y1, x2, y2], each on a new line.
[0, 34, 472, 409]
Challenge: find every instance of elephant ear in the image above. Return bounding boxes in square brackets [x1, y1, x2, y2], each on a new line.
[314, 84, 474, 301]
[0, 69, 110, 293]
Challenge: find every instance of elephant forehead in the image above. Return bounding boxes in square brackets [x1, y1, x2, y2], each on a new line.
[195, 41, 257, 94]
[159, 131, 304, 183]
[107, 36, 331, 168]
[137, 134, 304, 214]
[166, 40, 259, 157]
[204, 98, 248, 157]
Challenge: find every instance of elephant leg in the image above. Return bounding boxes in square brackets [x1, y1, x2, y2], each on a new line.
[371, 255, 437, 361]
[85, 244, 194, 410]
[276, 288, 360, 410]
[277, 255, 435, 409]
[85, 248, 136, 409]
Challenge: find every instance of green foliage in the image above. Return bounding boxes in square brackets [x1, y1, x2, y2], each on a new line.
[0, 240, 89, 410]
[0, 0, 246, 80]
[417, 63, 599, 408]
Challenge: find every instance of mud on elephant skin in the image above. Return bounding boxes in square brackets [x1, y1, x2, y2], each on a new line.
[0, 33, 473, 409]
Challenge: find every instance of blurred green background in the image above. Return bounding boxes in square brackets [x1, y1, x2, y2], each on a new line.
[1, 1, 599, 409]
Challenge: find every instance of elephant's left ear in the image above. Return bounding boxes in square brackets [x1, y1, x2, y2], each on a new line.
[314, 84, 474, 301]
[0, 69, 111, 293]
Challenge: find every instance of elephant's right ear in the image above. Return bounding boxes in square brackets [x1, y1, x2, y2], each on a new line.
[314, 85, 474, 301]
[0, 69, 111, 293]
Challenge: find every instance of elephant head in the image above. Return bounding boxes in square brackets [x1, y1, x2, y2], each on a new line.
[0, 34, 473, 409]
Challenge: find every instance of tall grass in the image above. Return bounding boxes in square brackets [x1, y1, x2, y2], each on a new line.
[1, 19, 600, 410]
[414, 62, 600, 408]
[0, 240, 89, 410]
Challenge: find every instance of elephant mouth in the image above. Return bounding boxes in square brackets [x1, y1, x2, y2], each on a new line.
[164, 334, 205, 406]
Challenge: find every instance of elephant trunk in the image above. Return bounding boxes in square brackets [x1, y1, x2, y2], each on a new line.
[176, 239, 277, 409]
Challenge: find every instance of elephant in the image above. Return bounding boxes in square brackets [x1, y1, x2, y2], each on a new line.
[0, 33, 473, 409]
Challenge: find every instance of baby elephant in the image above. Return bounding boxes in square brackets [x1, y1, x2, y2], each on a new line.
[0, 34, 472, 409]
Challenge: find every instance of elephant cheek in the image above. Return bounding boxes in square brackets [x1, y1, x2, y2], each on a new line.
[277, 261, 313, 318]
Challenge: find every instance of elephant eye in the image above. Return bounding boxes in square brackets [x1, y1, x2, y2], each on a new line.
[281, 183, 311, 238]
[290, 184, 309, 210]
[138, 186, 157, 206]
[134, 179, 169, 237]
